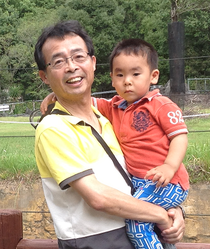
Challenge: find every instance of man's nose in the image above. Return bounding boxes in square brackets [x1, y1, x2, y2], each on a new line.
[65, 57, 78, 71]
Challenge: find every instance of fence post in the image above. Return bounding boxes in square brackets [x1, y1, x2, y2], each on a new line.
[0, 209, 23, 249]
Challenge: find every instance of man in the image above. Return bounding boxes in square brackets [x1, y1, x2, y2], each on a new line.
[34, 20, 185, 249]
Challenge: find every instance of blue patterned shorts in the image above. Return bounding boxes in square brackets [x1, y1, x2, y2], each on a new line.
[125, 177, 188, 249]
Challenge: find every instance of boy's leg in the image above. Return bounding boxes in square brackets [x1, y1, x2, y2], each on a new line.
[125, 177, 188, 249]
[125, 178, 163, 249]
[126, 219, 163, 249]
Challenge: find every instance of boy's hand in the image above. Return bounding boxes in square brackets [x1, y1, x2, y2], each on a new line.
[40, 92, 57, 114]
[144, 164, 175, 188]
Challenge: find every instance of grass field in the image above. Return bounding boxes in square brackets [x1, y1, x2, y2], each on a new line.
[0, 116, 38, 180]
[184, 116, 210, 183]
[0, 115, 210, 183]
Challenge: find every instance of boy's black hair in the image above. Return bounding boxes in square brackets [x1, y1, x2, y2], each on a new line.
[34, 20, 95, 71]
[109, 38, 158, 72]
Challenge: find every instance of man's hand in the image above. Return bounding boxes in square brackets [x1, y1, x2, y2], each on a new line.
[40, 92, 57, 114]
[156, 215, 173, 232]
[144, 164, 175, 188]
[161, 207, 185, 244]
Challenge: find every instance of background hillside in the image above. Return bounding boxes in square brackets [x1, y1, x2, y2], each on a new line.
[0, 0, 210, 103]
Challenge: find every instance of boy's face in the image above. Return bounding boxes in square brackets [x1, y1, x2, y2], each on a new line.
[110, 52, 159, 106]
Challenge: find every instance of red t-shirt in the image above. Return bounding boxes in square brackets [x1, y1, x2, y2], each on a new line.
[92, 89, 189, 190]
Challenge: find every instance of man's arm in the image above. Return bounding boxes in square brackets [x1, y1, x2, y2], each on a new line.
[70, 174, 172, 230]
[71, 174, 185, 243]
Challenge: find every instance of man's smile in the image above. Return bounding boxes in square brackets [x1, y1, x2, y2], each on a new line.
[66, 77, 83, 84]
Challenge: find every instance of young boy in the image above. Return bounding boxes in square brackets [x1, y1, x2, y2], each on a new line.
[41, 38, 189, 249]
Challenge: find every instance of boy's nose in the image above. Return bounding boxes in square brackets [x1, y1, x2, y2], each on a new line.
[124, 78, 132, 86]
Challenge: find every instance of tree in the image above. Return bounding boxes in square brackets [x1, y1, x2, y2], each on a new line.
[0, 0, 210, 103]
[184, 8, 210, 78]
[170, 0, 210, 79]
[57, 0, 126, 92]
[170, 0, 210, 22]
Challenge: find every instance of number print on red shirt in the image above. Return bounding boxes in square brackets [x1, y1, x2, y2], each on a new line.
[167, 110, 184, 124]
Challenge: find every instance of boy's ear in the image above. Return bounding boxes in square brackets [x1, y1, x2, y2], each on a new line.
[110, 72, 115, 87]
[151, 69, 159, 85]
[39, 70, 49, 85]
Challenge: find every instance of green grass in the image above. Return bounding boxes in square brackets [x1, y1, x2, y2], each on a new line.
[0, 115, 210, 184]
[0, 116, 35, 136]
[0, 116, 38, 180]
[184, 116, 210, 184]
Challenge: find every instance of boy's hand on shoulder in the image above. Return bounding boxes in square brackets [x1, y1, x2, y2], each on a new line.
[144, 164, 175, 188]
[40, 92, 57, 114]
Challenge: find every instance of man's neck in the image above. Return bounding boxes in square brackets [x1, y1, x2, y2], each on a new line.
[56, 97, 102, 133]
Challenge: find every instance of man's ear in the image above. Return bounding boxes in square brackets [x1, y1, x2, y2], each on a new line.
[151, 69, 159, 85]
[92, 55, 97, 71]
[39, 70, 49, 85]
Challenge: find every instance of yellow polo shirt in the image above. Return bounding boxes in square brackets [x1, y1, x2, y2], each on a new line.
[35, 101, 131, 242]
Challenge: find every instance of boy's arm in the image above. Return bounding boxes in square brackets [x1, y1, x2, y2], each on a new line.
[91, 97, 115, 122]
[145, 134, 188, 187]
[40, 92, 57, 114]
[40, 94, 111, 117]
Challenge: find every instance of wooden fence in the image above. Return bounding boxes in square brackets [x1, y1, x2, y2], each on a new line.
[1, 209, 210, 249]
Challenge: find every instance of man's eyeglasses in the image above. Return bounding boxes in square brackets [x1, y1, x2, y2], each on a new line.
[46, 51, 90, 69]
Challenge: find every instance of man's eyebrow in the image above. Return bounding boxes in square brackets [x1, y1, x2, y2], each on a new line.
[51, 52, 65, 60]
[70, 48, 84, 54]
[51, 48, 84, 60]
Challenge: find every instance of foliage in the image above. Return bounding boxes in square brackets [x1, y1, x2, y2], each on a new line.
[170, 0, 210, 22]
[184, 9, 210, 78]
[0, 0, 210, 102]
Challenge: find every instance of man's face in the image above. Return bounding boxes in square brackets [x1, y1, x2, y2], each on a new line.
[39, 35, 96, 103]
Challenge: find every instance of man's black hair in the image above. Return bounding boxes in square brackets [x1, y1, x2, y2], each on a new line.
[34, 20, 94, 71]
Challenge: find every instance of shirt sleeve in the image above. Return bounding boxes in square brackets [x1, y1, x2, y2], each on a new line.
[154, 101, 188, 139]
[36, 126, 94, 188]
[92, 97, 114, 122]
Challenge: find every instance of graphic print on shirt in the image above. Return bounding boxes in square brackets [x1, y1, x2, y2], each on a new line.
[131, 110, 153, 132]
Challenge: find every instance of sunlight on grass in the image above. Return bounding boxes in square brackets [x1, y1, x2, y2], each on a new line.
[184, 116, 210, 184]
[184, 141, 210, 183]
[0, 136, 38, 180]
[0, 116, 37, 180]
[0, 115, 210, 183]
[0, 116, 35, 136]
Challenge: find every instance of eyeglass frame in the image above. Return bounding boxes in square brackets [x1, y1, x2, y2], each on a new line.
[46, 50, 90, 69]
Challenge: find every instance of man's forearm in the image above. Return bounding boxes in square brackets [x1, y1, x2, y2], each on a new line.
[71, 174, 171, 228]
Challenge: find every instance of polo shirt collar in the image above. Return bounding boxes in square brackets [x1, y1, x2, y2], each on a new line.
[115, 89, 161, 110]
[53, 101, 108, 127]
